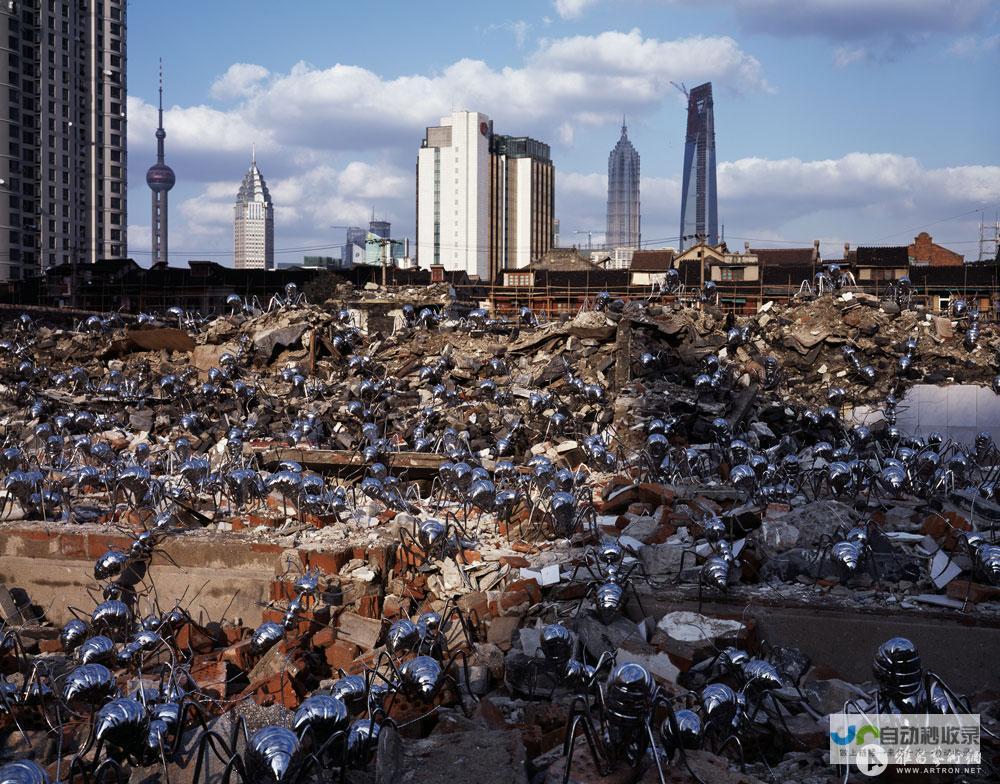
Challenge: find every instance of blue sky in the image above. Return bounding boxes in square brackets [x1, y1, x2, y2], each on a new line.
[126, 0, 1000, 265]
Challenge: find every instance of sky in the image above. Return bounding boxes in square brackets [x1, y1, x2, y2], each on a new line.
[126, 0, 1000, 266]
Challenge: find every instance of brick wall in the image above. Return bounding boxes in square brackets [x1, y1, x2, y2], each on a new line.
[909, 232, 963, 267]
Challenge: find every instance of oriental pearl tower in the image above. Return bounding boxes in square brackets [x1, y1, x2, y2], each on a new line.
[146, 60, 175, 265]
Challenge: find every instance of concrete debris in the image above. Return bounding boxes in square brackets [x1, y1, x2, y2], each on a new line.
[1, 286, 999, 784]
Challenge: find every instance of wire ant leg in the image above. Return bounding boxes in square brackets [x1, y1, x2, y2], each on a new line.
[442, 648, 478, 715]
[562, 695, 608, 783]
[715, 732, 746, 771]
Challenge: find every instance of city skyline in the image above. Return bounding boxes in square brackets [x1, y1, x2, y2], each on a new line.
[124, 1, 998, 266]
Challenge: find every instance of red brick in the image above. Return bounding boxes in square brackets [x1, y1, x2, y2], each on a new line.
[382, 594, 407, 620]
[246, 671, 302, 709]
[311, 627, 337, 648]
[323, 640, 360, 671]
[499, 555, 530, 568]
[269, 580, 297, 602]
[353, 594, 379, 619]
[38, 638, 63, 654]
[190, 656, 240, 699]
[174, 622, 219, 655]
[303, 548, 351, 575]
[221, 639, 254, 672]
[946, 580, 1000, 604]
[457, 591, 490, 621]
[223, 626, 248, 644]
[637, 482, 675, 506]
[510, 541, 535, 554]
[506, 578, 542, 605]
[57, 533, 87, 559]
[497, 590, 529, 614]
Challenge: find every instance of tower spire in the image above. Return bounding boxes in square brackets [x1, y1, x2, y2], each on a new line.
[147, 58, 175, 267]
[155, 58, 166, 164]
[252, 142, 256, 166]
[622, 113, 626, 135]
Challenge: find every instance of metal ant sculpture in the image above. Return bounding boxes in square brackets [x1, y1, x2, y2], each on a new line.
[524, 622, 615, 700]
[384, 601, 477, 661]
[689, 644, 822, 737]
[250, 566, 325, 656]
[811, 519, 896, 584]
[949, 531, 1000, 608]
[0, 761, 50, 784]
[367, 649, 477, 719]
[561, 662, 699, 784]
[192, 718, 353, 784]
[67, 688, 210, 784]
[397, 516, 474, 588]
[570, 540, 665, 623]
[841, 345, 876, 386]
[885, 276, 912, 308]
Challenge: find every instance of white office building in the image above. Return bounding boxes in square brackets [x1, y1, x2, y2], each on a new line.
[234, 151, 274, 270]
[417, 111, 553, 280]
[416, 111, 491, 279]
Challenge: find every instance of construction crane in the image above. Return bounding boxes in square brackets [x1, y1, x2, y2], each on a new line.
[574, 229, 604, 250]
[670, 81, 689, 99]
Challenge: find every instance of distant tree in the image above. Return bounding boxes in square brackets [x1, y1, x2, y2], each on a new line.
[302, 271, 348, 304]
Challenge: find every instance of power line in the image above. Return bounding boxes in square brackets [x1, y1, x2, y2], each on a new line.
[870, 208, 989, 243]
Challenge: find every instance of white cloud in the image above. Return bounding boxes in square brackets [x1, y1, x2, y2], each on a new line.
[557, 154, 1000, 251]
[210, 63, 271, 101]
[554, 0, 600, 20]
[128, 31, 771, 178]
[833, 46, 867, 68]
[129, 30, 774, 263]
[949, 33, 1000, 57]
[486, 20, 532, 48]
[168, 161, 415, 261]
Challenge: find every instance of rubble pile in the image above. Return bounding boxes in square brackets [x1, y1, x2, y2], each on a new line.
[0, 285, 997, 784]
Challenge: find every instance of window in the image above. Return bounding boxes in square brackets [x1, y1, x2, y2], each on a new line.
[505, 272, 533, 287]
[720, 266, 744, 282]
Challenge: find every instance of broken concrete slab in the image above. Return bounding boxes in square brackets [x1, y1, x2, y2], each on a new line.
[400, 729, 529, 784]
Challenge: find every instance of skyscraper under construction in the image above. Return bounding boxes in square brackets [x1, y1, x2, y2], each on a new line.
[678, 82, 718, 251]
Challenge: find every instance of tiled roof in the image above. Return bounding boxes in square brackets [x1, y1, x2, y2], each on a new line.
[750, 247, 815, 266]
[528, 248, 601, 271]
[629, 249, 675, 272]
[855, 246, 909, 267]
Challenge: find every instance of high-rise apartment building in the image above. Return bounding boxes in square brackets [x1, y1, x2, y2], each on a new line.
[416, 110, 553, 280]
[234, 150, 274, 270]
[679, 82, 718, 251]
[146, 62, 174, 266]
[488, 134, 554, 277]
[0, 0, 128, 282]
[606, 120, 640, 249]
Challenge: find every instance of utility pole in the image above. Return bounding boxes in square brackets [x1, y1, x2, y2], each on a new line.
[366, 235, 401, 287]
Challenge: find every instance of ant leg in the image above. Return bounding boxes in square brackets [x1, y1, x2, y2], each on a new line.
[642, 718, 669, 784]
[715, 733, 746, 771]
[441, 648, 478, 713]
[574, 584, 597, 618]
[562, 696, 607, 782]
